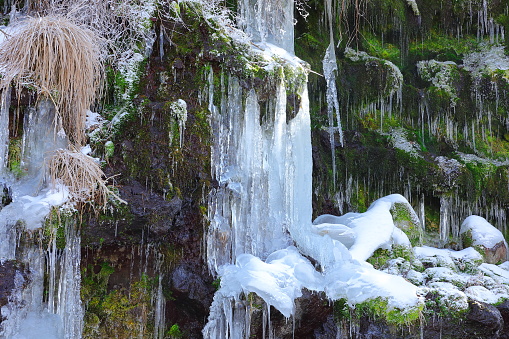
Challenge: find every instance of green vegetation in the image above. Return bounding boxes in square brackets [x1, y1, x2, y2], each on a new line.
[354, 297, 423, 326]
[367, 245, 414, 269]
[167, 324, 183, 338]
[82, 262, 157, 339]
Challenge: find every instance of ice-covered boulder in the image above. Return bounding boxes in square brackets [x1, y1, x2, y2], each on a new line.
[460, 216, 508, 264]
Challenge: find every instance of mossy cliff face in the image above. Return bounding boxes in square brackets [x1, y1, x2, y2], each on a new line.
[87, 0, 509, 336]
[80, 6, 221, 338]
[299, 0, 509, 243]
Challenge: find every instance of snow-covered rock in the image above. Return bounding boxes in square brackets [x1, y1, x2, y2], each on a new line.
[460, 215, 508, 264]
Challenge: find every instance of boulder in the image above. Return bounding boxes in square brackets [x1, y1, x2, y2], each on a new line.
[460, 215, 507, 264]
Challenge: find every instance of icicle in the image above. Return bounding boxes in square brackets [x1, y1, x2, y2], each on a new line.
[21, 100, 68, 181]
[0, 87, 11, 175]
[169, 99, 188, 148]
[322, 0, 343, 188]
[56, 221, 84, 338]
[439, 196, 450, 244]
[153, 275, 166, 339]
[238, 0, 295, 53]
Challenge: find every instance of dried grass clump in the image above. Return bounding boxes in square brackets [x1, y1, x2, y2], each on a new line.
[47, 148, 125, 209]
[0, 15, 103, 145]
[24, 0, 153, 61]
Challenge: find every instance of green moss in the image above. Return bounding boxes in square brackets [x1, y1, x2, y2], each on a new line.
[409, 32, 478, 63]
[333, 298, 350, 321]
[247, 292, 264, 310]
[354, 297, 423, 326]
[42, 208, 77, 250]
[82, 265, 157, 339]
[423, 290, 468, 319]
[212, 278, 221, 291]
[462, 229, 473, 248]
[104, 141, 115, 160]
[390, 202, 422, 245]
[367, 248, 392, 269]
[8, 138, 24, 178]
[367, 245, 414, 269]
[167, 324, 183, 338]
[362, 32, 401, 65]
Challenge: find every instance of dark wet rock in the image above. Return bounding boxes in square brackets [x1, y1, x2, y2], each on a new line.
[0, 184, 12, 208]
[465, 299, 503, 337]
[423, 299, 503, 339]
[0, 261, 29, 323]
[482, 241, 508, 265]
[248, 290, 333, 339]
[314, 315, 339, 338]
[497, 300, 509, 339]
[171, 264, 212, 309]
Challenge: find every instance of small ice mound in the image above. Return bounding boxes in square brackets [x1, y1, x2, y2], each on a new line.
[217, 246, 323, 318]
[0, 184, 69, 231]
[479, 263, 509, 284]
[415, 246, 483, 272]
[460, 215, 508, 264]
[9, 310, 63, 339]
[324, 261, 423, 313]
[464, 285, 505, 304]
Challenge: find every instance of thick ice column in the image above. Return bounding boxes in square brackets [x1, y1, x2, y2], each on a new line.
[238, 0, 294, 53]
[208, 76, 303, 272]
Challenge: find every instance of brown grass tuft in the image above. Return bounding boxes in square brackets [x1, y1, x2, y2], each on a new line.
[0, 15, 103, 145]
[47, 147, 125, 209]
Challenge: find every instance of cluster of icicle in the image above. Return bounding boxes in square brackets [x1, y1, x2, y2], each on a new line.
[202, 1, 425, 336]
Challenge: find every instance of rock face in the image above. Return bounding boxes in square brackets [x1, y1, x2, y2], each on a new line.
[0, 261, 29, 323]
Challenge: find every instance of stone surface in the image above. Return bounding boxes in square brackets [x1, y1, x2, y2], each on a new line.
[0, 261, 29, 323]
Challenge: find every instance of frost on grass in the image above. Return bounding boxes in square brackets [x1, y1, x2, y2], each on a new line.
[463, 45, 509, 79]
[47, 148, 125, 210]
[169, 99, 188, 148]
[0, 15, 103, 145]
[388, 128, 422, 158]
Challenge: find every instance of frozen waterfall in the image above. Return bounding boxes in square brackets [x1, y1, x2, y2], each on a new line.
[0, 100, 82, 339]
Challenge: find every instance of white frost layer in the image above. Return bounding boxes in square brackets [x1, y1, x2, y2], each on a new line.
[415, 246, 483, 263]
[325, 261, 422, 311]
[217, 247, 322, 318]
[465, 286, 503, 304]
[479, 263, 509, 284]
[464, 45, 509, 75]
[460, 215, 506, 248]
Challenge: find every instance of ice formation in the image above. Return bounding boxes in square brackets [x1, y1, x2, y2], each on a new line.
[0, 100, 81, 338]
[203, 1, 509, 336]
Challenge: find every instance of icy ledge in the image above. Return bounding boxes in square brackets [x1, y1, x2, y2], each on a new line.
[206, 194, 509, 333]
[206, 194, 425, 331]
